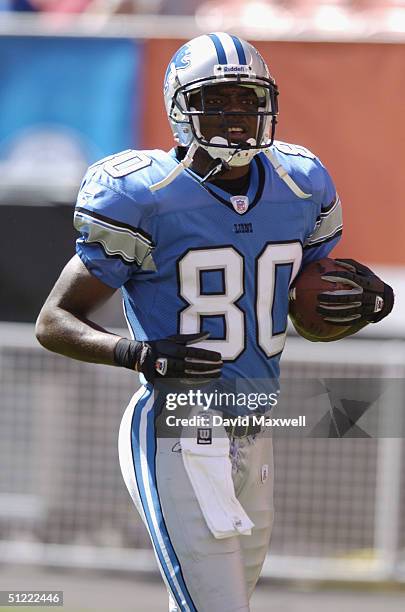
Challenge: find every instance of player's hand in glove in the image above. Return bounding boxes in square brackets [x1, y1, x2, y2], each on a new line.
[113, 332, 223, 382]
[316, 259, 394, 326]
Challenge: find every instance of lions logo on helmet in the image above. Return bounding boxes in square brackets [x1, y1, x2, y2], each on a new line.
[172, 44, 192, 71]
[164, 44, 192, 95]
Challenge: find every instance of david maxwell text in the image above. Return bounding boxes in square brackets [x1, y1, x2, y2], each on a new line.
[166, 414, 306, 427]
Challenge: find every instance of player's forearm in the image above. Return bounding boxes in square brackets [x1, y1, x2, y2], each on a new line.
[35, 306, 122, 365]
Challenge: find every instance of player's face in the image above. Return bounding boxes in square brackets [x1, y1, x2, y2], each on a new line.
[189, 83, 259, 146]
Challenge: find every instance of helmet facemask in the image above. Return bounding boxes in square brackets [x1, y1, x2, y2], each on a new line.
[170, 78, 278, 167]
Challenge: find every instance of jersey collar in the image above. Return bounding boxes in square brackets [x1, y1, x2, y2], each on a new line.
[183, 154, 266, 216]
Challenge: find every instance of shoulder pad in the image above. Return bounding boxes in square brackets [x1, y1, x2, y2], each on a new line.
[264, 141, 333, 203]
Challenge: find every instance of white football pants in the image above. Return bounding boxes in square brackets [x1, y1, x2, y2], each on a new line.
[118, 385, 274, 612]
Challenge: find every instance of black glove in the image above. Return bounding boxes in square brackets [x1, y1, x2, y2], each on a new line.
[114, 332, 223, 382]
[316, 258, 394, 325]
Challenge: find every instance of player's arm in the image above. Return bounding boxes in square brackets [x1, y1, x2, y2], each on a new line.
[35, 254, 120, 364]
[36, 255, 223, 381]
[300, 164, 393, 339]
[38, 161, 223, 381]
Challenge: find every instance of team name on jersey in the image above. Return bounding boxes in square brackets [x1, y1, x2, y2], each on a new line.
[233, 222, 253, 234]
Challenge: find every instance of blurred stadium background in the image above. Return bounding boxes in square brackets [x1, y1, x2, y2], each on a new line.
[0, 2, 405, 610]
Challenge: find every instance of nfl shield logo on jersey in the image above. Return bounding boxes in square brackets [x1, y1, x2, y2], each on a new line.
[230, 195, 249, 214]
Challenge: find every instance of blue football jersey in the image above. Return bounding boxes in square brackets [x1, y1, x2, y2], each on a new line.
[74, 141, 342, 383]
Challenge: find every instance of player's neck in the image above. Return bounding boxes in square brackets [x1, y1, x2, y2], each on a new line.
[187, 148, 251, 183]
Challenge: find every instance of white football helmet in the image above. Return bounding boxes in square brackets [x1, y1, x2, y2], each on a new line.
[163, 32, 279, 168]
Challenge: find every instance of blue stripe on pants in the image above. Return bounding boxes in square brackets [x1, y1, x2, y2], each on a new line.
[130, 390, 197, 612]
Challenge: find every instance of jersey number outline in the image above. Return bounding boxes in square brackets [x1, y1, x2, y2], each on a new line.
[95, 150, 151, 178]
[177, 242, 302, 360]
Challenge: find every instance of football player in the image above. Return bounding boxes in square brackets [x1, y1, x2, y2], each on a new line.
[36, 32, 393, 611]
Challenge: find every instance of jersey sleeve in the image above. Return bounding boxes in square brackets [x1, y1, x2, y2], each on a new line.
[302, 165, 343, 266]
[73, 172, 155, 289]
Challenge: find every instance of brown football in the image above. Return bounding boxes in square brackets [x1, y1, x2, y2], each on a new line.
[289, 258, 353, 341]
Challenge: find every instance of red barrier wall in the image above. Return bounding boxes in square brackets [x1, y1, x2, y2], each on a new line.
[142, 39, 405, 266]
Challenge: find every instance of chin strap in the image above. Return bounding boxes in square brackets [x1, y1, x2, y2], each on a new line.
[200, 141, 256, 184]
[150, 142, 313, 198]
[264, 148, 312, 199]
[149, 141, 246, 191]
[200, 154, 235, 185]
[149, 142, 199, 192]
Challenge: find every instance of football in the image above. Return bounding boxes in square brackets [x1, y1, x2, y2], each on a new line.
[289, 258, 353, 341]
